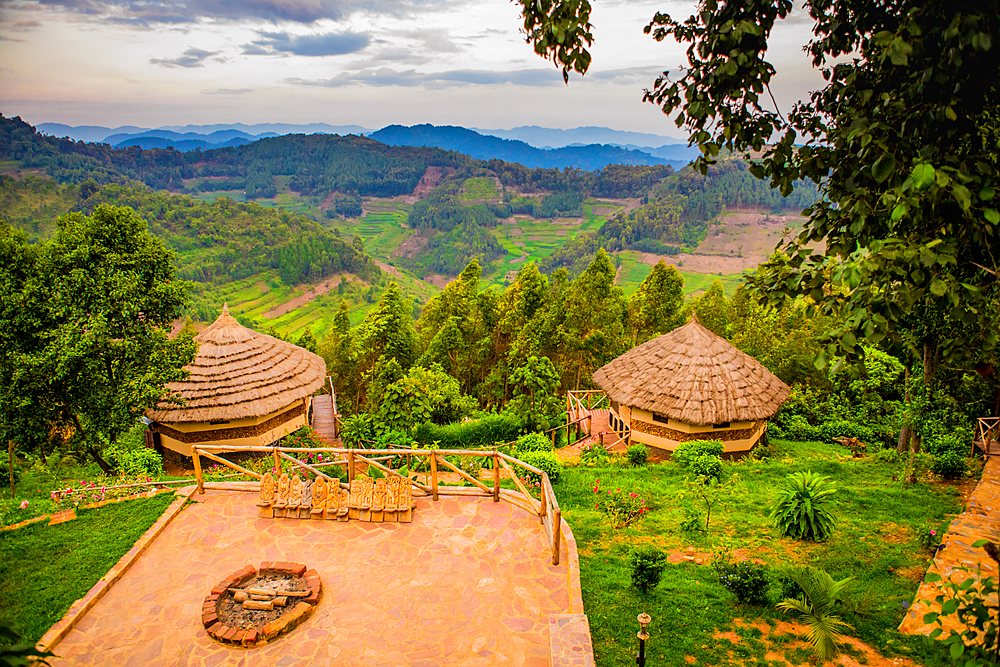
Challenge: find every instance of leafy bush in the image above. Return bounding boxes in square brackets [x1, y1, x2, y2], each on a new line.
[106, 443, 163, 477]
[679, 504, 703, 533]
[339, 413, 381, 447]
[514, 433, 553, 454]
[592, 478, 648, 528]
[626, 443, 649, 466]
[691, 453, 723, 479]
[771, 414, 823, 441]
[673, 439, 723, 467]
[580, 443, 611, 466]
[925, 432, 970, 479]
[630, 546, 668, 593]
[412, 413, 522, 449]
[713, 558, 772, 605]
[0, 461, 21, 490]
[770, 471, 838, 541]
[518, 451, 562, 483]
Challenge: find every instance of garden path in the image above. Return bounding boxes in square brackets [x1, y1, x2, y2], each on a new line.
[899, 457, 1000, 636]
[48, 491, 577, 666]
[310, 394, 341, 447]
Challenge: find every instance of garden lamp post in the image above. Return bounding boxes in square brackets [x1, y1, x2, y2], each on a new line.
[636, 612, 651, 667]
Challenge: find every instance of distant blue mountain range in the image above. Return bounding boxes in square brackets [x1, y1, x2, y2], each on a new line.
[36, 121, 698, 171]
[369, 124, 691, 170]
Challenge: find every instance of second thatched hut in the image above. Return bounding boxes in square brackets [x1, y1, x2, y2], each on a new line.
[593, 314, 790, 459]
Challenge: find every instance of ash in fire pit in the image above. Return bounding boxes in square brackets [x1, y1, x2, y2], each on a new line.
[202, 561, 321, 647]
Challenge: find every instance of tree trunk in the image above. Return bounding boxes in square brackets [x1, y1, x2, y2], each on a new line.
[87, 446, 113, 475]
[70, 412, 113, 474]
[8, 441, 14, 500]
[897, 367, 912, 453]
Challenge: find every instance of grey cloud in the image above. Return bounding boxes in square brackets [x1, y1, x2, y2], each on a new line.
[589, 67, 672, 84]
[395, 28, 461, 54]
[205, 88, 253, 94]
[33, 0, 350, 24]
[11, 20, 43, 30]
[150, 47, 217, 68]
[249, 30, 370, 56]
[290, 67, 564, 88]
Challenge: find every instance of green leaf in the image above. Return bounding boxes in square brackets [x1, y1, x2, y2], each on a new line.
[910, 163, 935, 191]
[929, 277, 947, 296]
[941, 599, 960, 615]
[891, 204, 907, 221]
[872, 155, 895, 183]
[949, 640, 964, 660]
[985, 209, 999, 225]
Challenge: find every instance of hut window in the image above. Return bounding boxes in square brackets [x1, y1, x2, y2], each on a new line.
[652, 413, 669, 424]
[209, 419, 231, 425]
[713, 421, 731, 429]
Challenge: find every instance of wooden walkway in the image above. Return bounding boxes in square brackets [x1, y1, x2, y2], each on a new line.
[310, 394, 341, 447]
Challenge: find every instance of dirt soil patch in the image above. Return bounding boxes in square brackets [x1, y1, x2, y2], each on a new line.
[709, 618, 919, 667]
[262, 273, 362, 319]
[425, 274, 451, 288]
[391, 230, 430, 259]
[412, 166, 453, 199]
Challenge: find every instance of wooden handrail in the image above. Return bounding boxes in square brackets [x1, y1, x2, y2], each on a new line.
[193, 444, 564, 565]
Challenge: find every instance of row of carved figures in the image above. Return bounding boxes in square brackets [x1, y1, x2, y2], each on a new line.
[257, 472, 414, 522]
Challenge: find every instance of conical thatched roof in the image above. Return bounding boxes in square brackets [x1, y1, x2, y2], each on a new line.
[593, 315, 790, 426]
[146, 305, 326, 423]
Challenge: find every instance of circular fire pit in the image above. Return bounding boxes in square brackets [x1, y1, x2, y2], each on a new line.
[202, 561, 322, 647]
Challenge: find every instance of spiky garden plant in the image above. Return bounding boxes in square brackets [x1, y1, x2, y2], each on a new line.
[776, 566, 854, 663]
[770, 471, 838, 541]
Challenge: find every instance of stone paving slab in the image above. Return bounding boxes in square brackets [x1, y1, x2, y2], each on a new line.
[900, 457, 1000, 636]
[49, 490, 574, 666]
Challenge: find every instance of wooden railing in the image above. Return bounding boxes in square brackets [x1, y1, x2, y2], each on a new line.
[191, 444, 565, 565]
[975, 417, 1000, 456]
[567, 390, 608, 424]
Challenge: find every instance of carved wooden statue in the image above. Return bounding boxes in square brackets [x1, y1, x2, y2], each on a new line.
[310, 477, 327, 520]
[257, 472, 276, 518]
[274, 472, 291, 517]
[287, 475, 302, 514]
[371, 478, 387, 522]
[299, 479, 313, 518]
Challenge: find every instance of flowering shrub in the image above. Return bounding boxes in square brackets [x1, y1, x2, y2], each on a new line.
[920, 527, 941, 553]
[580, 443, 610, 466]
[592, 479, 648, 528]
[49, 475, 159, 508]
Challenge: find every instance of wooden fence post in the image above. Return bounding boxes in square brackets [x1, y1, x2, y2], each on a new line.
[539, 480, 547, 524]
[272, 446, 280, 474]
[347, 450, 356, 482]
[588, 414, 592, 436]
[551, 507, 562, 565]
[430, 452, 439, 501]
[192, 446, 204, 495]
[492, 452, 500, 502]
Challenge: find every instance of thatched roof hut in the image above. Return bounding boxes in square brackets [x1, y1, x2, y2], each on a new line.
[593, 315, 790, 457]
[146, 305, 326, 456]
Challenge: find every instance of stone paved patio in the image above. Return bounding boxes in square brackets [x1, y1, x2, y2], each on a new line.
[50, 490, 577, 666]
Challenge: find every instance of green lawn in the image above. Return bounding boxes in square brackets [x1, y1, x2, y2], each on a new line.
[0, 492, 178, 644]
[555, 440, 960, 666]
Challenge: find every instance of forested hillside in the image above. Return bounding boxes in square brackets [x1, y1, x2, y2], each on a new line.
[0, 176, 381, 321]
[0, 115, 467, 199]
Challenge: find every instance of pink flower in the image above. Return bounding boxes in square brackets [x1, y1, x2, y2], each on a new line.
[19, 500, 29, 509]
[930, 530, 936, 535]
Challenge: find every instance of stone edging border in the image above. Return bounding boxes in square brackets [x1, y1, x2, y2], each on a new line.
[203, 562, 322, 648]
[35, 485, 198, 653]
[549, 517, 595, 667]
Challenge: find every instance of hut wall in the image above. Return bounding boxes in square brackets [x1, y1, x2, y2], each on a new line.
[629, 408, 767, 455]
[152, 398, 310, 456]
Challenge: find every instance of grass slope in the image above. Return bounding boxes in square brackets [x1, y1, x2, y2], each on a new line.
[0, 492, 178, 644]
[555, 440, 960, 666]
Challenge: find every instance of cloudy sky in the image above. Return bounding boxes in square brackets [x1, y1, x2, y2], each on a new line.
[0, 0, 822, 135]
